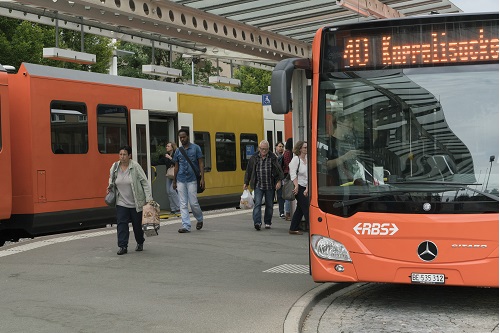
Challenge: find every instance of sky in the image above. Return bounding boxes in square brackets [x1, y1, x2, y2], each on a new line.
[450, 0, 499, 12]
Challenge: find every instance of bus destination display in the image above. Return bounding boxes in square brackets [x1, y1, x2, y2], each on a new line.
[325, 21, 499, 70]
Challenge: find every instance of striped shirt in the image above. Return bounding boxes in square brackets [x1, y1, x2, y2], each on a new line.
[256, 155, 274, 190]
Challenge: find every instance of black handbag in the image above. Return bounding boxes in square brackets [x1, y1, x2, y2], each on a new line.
[105, 162, 119, 206]
[178, 147, 204, 193]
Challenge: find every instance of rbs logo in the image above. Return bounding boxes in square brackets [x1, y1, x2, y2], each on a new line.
[353, 222, 399, 236]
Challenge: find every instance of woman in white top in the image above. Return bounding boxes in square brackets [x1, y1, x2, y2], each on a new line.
[288, 141, 308, 235]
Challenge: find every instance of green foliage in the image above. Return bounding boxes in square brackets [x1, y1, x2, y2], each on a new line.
[233, 66, 271, 95]
[0, 17, 272, 93]
[0, 16, 112, 73]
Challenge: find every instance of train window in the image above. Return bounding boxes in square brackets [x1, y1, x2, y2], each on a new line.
[266, 130, 274, 149]
[277, 131, 283, 144]
[50, 101, 88, 154]
[216, 132, 236, 171]
[240, 133, 258, 170]
[194, 131, 211, 172]
[97, 105, 128, 154]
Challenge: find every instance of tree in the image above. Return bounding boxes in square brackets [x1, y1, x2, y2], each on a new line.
[0, 17, 113, 73]
[233, 66, 271, 95]
[0, 16, 271, 92]
[116, 41, 223, 86]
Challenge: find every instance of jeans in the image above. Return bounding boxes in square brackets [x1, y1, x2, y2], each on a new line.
[166, 177, 180, 212]
[116, 205, 144, 248]
[290, 185, 309, 231]
[252, 187, 275, 226]
[284, 200, 291, 214]
[177, 180, 203, 231]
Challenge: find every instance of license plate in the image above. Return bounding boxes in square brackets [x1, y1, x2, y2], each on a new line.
[411, 273, 445, 284]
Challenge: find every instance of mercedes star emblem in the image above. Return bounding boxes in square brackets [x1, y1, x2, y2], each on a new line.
[417, 241, 438, 261]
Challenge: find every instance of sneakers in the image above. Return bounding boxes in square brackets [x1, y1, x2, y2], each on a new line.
[196, 221, 203, 230]
[265, 224, 271, 229]
[254, 224, 261, 231]
[135, 243, 143, 251]
[280, 214, 285, 219]
[117, 247, 127, 255]
[178, 228, 190, 233]
[288, 230, 304, 235]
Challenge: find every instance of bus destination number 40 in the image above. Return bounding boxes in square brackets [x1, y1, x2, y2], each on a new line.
[353, 222, 399, 236]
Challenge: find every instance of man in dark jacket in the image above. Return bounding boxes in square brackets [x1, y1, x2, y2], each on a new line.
[243, 140, 284, 230]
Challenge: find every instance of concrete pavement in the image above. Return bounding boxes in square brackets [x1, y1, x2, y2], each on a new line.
[0, 207, 321, 333]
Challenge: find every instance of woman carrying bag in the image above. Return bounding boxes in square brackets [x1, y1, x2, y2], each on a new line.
[107, 145, 153, 255]
[159, 141, 180, 215]
[288, 141, 309, 235]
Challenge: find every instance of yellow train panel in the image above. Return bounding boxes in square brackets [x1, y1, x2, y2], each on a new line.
[178, 93, 264, 197]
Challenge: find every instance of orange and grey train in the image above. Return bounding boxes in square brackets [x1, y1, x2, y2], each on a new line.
[0, 63, 284, 245]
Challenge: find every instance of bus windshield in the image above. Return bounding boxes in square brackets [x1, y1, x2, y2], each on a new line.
[316, 65, 499, 216]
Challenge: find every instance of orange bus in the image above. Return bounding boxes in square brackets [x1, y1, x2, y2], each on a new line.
[271, 13, 499, 287]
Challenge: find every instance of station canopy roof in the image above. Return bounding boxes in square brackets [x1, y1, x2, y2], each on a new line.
[0, 0, 462, 68]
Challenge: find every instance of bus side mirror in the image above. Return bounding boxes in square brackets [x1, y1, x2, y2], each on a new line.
[270, 58, 311, 114]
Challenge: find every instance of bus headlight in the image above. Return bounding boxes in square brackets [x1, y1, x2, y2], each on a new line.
[311, 235, 352, 262]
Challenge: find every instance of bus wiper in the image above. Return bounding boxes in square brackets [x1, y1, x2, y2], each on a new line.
[391, 181, 499, 201]
[332, 191, 405, 208]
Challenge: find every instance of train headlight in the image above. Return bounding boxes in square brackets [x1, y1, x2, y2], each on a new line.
[311, 235, 352, 262]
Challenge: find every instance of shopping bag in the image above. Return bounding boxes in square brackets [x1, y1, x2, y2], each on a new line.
[282, 176, 295, 201]
[166, 166, 175, 179]
[240, 189, 254, 209]
[142, 200, 161, 237]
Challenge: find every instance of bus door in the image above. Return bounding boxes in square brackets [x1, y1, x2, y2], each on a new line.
[130, 109, 151, 182]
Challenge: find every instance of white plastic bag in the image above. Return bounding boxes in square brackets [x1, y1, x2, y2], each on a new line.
[240, 189, 254, 209]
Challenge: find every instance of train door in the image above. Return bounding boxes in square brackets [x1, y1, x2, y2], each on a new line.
[178, 112, 194, 138]
[0, 68, 12, 223]
[130, 109, 151, 182]
[149, 115, 176, 211]
[264, 118, 284, 149]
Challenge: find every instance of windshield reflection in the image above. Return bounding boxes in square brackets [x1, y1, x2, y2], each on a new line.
[317, 66, 499, 214]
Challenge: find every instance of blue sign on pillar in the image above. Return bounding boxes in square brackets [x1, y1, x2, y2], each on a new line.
[262, 94, 271, 105]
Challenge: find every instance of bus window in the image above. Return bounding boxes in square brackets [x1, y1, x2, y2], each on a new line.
[240, 133, 258, 170]
[50, 101, 88, 154]
[216, 132, 236, 171]
[97, 105, 128, 154]
[194, 131, 211, 172]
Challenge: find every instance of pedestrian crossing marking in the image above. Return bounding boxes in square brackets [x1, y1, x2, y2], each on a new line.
[263, 264, 309, 274]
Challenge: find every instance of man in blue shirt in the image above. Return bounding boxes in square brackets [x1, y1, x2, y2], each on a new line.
[173, 128, 205, 233]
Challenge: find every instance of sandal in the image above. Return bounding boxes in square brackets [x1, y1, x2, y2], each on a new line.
[196, 221, 203, 230]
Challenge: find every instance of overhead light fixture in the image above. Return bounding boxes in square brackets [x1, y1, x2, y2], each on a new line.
[209, 76, 241, 87]
[43, 47, 96, 64]
[142, 64, 182, 78]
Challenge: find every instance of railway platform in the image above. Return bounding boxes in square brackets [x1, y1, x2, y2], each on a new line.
[0, 207, 321, 333]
